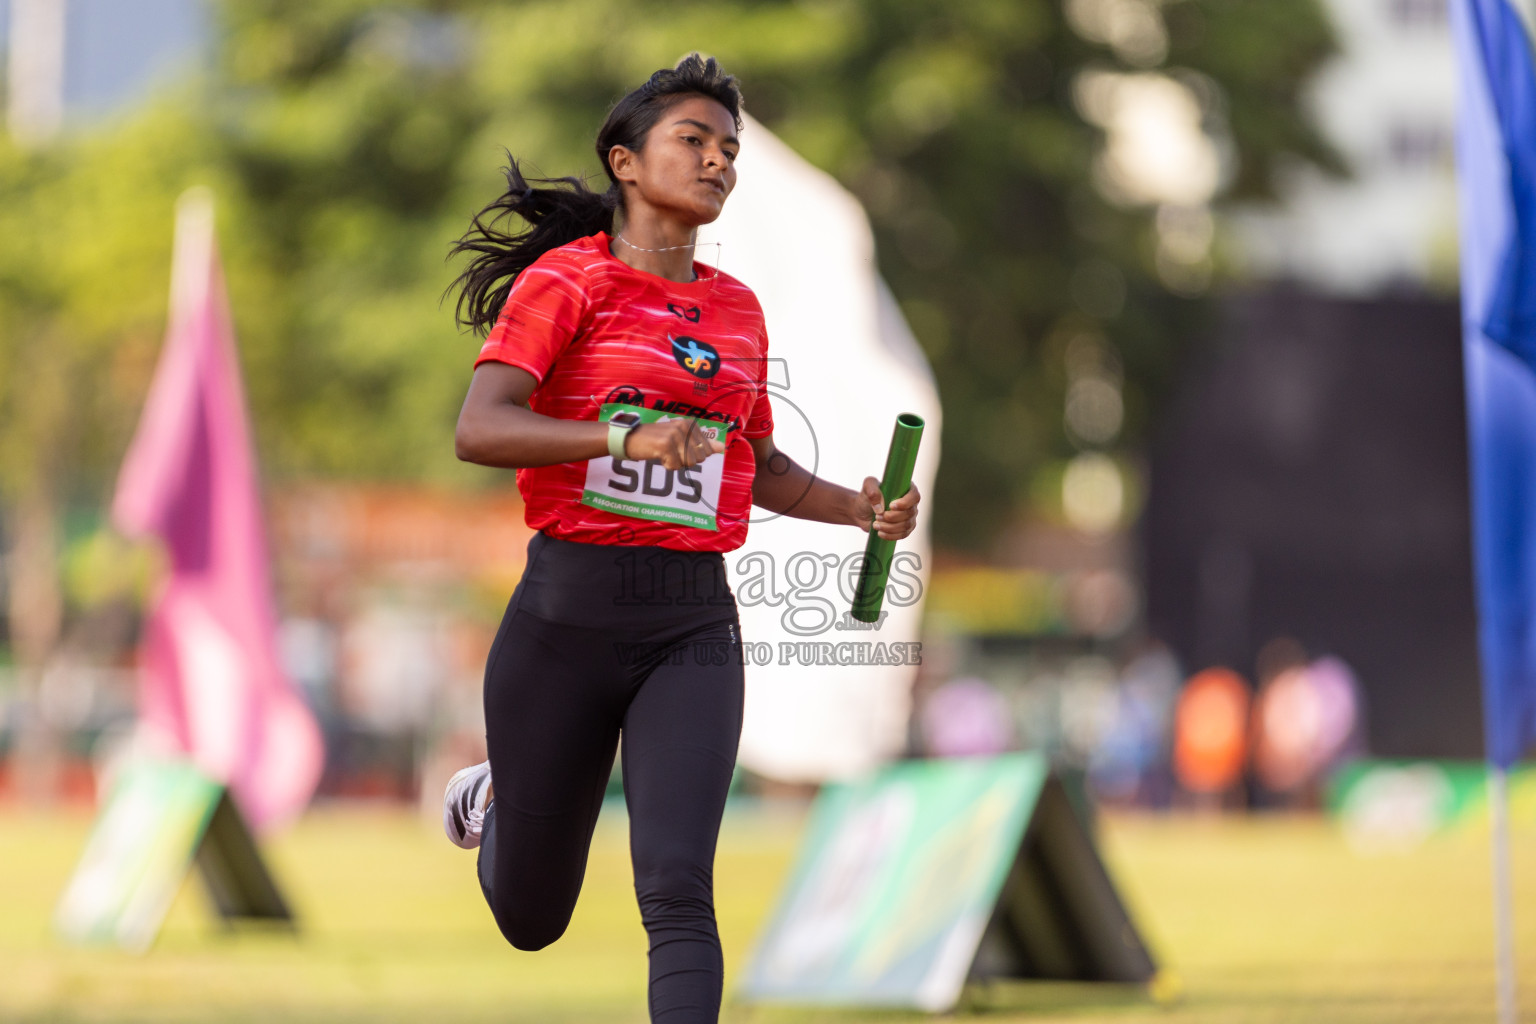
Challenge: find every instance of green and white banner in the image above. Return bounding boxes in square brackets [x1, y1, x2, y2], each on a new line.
[738, 753, 1155, 1012]
[1327, 759, 1536, 848]
[56, 759, 292, 951]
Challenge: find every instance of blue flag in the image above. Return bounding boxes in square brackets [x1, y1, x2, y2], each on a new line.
[1454, 0, 1536, 767]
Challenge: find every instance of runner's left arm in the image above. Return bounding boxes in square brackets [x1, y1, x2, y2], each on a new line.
[748, 435, 919, 541]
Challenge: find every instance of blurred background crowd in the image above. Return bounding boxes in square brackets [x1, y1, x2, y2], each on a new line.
[0, 0, 1478, 818]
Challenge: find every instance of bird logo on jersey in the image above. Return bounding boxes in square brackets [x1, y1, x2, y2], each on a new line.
[671, 336, 720, 379]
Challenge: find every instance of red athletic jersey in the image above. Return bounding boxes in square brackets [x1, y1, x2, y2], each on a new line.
[474, 232, 774, 551]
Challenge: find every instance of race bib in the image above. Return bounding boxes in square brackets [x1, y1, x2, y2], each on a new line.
[581, 403, 731, 530]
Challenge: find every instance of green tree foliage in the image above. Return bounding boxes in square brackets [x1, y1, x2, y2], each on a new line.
[1, 0, 1342, 577]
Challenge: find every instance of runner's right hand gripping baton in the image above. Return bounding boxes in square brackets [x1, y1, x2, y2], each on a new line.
[850, 413, 925, 624]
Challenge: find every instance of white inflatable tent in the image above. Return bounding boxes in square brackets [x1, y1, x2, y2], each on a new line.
[698, 115, 942, 782]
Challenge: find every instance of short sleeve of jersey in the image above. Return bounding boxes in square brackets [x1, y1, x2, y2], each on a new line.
[741, 310, 775, 439]
[744, 387, 775, 439]
[743, 352, 775, 439]
[474, 252, 590, 382]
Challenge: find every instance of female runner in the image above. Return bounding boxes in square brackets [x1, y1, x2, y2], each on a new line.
[440, 54, 919, 1024]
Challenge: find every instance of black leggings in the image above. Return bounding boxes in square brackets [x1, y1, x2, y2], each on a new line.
[476, 531, 744, 1024]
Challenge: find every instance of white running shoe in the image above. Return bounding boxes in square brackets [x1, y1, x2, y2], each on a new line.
[442, 760, 492, 849]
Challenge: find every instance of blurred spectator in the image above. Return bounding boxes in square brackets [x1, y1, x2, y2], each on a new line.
[1308, 656, 1366, 767]
[1058, 656, 1121, 766]
[1173, 668, 1251, 805]
[918, 677, 1015, 758]
[1252, 645, 1364, 806]
[1089, 643, 1181, 805]
[339, 602, 448, 734]
[279, 617, 339, 718]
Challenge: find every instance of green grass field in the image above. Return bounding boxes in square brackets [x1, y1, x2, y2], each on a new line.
[2, 800, 1533, 1023]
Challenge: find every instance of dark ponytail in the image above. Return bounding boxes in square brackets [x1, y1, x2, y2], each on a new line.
[449, 53, 743, 336]
[447, 162, 616, 336]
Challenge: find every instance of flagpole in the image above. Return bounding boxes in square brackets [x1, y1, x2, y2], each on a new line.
[171, 187, 216, 321]
[1490, 766, 1517, 1024]
[5, 0, 66, 145]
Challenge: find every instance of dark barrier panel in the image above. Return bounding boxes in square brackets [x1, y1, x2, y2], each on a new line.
[1144, 288, 1482, 759]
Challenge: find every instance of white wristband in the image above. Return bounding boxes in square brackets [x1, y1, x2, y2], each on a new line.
[608, 417, 639, 459]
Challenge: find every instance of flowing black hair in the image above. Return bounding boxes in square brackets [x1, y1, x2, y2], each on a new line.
[448, 54, 743, 336]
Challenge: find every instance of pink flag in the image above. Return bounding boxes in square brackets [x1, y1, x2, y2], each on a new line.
[112, 190, 323, 831]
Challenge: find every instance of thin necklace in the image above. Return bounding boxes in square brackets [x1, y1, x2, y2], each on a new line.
[614, 234, 696, 253]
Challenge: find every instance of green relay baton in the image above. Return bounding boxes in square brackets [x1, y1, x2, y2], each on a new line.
[850, 413, 925, 623]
